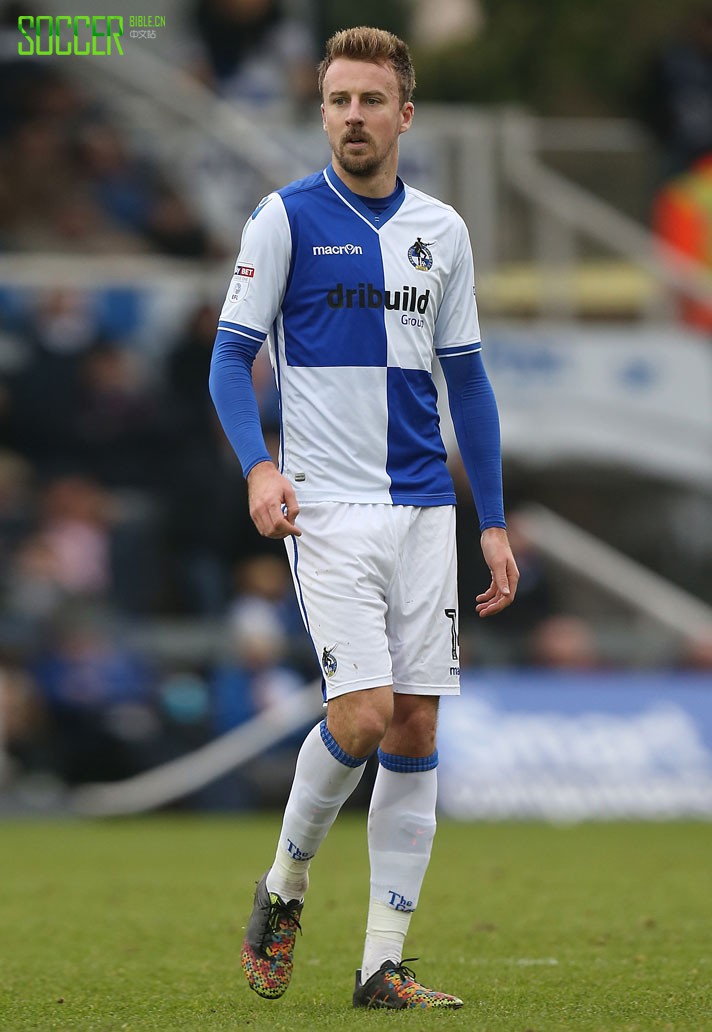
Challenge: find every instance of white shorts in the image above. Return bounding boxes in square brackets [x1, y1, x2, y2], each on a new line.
[285, 502, 460, 701]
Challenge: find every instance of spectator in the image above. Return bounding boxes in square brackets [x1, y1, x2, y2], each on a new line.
[38, 476, 112, 596]
[0, 449, 34, 558]
[32, 608, 158, 784]
[9, 298, 94, 476]
[3, 533, 66, 629]
[4, 473, 161, 626]
[2, 475, 113, 640]
[164, 424, 287, 615]
[72, 343, 176, 490]
[0, 42, 216, 258]
[232, 553, 306, 646]
[144, 190, 224, 259]
[74, 122, 162, 235]
[0, 119, 73, 247]
[638, 8, 712, 180]
[191, 0, 317, 109]
[497, 513, 555, 631]
[527, 615, 602, 670]
[213, 595, 303, 732]
[652, 153, 712, 331]
[0, 662, 46, 788]
[166, 301, 220, 446]
[203, 592, 307, 809]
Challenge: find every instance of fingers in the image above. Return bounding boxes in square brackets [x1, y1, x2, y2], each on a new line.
[252, 502, 301, 539]
[476, 555, 519, 618]
[253, 511, 300, 539]
[475, 583, 511, 618]
[283, 484, 301, 527]
[475, 581, 497, 604]
[277, 485, 302, 538]
[248, 475, 301, 539]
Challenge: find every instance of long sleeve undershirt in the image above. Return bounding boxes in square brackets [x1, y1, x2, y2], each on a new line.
[209, 337, 505, 531]
[440, 350, 506, 531]
[209, 337, 271, 477]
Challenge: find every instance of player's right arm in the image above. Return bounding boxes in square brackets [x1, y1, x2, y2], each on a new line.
[245, 460, 301, 539]
[209, 193, 300, 539]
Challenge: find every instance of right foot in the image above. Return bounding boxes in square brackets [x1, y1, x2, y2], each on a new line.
[240, 872, 303, 999]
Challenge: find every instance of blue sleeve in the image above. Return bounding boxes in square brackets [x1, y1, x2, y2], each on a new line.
[208, 335, 272, 478]
[440, 350, 506, 532]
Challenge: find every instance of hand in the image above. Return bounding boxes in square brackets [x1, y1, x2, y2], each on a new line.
[476, 527, 519, 618]
[246, 461, 301, 539]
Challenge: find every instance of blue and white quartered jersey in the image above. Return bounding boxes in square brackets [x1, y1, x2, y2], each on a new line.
[216, 165, 481, 507]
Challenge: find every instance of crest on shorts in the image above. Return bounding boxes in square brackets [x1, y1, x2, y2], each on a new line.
[321, 644, 338, 678]
[408, 237, 434, 271]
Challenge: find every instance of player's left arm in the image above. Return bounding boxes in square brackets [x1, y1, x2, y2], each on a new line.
[435, 215, 518, 617]
[441, 351, 519, 617]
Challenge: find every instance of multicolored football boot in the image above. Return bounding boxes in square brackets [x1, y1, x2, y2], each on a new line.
[352, 959, 464, 1010]
[240, 872, 303, 999]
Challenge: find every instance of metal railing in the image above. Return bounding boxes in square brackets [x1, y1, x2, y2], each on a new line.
[518, 505, 712, 640]
[499, 114, 712, 319]
[68, 504, 712, 816]
[3, 47, 709, 322]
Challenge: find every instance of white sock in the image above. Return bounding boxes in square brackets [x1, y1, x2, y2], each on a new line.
[361, 750, 438, 982]
[266, 720, 369, 902]
[360, 900, 411, 983]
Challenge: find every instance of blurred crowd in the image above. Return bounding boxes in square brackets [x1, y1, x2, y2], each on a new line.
[640, 8, 712, 330]
[0, 0, 319, 802]
[1, 304, 707, 804]
[0, 1, 710, 807]
[0, 277, 637, 803]
[0, 62, 223, 257]
[0, 279, 320, 799]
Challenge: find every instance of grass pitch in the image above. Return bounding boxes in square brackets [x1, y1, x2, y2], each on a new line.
[0, 816, 710, 1031]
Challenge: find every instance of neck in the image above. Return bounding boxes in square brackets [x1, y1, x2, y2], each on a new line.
[331, 157, 399, 198]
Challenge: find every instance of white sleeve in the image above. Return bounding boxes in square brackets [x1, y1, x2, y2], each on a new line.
[218, 193, 292, 340]
[433, 216, 482, 359]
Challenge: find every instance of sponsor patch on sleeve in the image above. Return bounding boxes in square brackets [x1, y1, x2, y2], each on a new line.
[229, 265, 254, 303]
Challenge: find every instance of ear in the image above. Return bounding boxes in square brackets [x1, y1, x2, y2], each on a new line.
[398, 101, 414, 136]
[321, 103, 327, 131]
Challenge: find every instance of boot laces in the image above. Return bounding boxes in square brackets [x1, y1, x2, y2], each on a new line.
[260, 895, 302, 948]
[391, 958, 419, 983]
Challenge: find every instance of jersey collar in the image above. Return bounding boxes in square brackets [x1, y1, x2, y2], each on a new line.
[323, 164, 406, 231]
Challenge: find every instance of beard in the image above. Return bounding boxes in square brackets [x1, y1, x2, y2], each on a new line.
[337, 150, 381, 177]
[334, 130, 382, 177]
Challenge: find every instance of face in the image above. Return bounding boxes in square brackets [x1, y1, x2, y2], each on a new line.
[321, 57, 413, 185]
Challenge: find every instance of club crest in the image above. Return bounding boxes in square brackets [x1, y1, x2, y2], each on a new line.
[408, 237, 434, 271]
[321, 644, 338, 678]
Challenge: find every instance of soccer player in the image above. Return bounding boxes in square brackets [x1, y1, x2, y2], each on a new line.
[209, 25, 518, 1010]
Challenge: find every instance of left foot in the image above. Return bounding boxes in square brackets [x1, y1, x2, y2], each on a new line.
[352, 959, 463, 1009]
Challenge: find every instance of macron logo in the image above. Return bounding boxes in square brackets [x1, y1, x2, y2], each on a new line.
[312, 243, 363, 256]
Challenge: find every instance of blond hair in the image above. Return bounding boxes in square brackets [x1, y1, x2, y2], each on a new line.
[317, 26, 415, 106]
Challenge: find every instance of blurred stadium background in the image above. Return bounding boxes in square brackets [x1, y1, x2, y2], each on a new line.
[0, 0, 711, 821]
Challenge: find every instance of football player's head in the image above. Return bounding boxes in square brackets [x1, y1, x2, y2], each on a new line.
[318, 26, 415, 108]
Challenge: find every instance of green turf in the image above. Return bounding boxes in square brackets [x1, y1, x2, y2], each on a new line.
[1, 816, 710, 1031]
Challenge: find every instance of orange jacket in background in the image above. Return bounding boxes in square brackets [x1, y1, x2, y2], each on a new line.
[653, 154, 712, 330]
